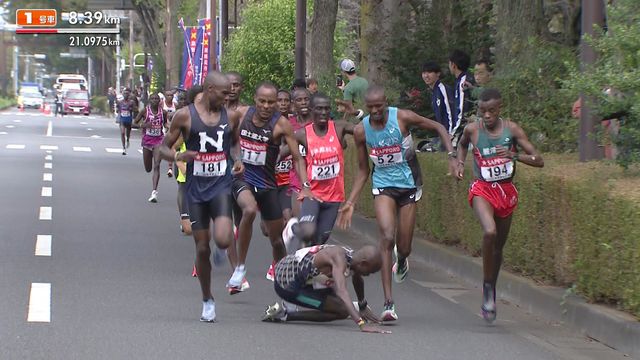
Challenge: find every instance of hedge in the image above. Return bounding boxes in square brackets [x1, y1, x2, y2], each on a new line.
[90, 96, 110, 114]
[0, 97, 16, 110]
[343, 145, 640, 318]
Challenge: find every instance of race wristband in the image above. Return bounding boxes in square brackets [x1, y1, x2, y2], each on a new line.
[357, 319, 366, 327]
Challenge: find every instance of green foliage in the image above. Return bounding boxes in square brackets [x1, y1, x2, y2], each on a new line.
[491, 38, 578, 152]
[90, 95, 109, 114]
[0, 97, 17, 110]
[565, 0, 640, 167]
[343, 146, 640, 317]
[222, 0, 297, 102]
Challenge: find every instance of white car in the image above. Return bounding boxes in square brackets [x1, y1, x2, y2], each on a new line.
[20, 92, 44, 109]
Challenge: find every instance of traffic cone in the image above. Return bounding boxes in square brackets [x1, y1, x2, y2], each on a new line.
[43, 103, 51, 115]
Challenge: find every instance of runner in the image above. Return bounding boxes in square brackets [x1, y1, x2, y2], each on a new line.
[225, 71, 247, 112]
[262, 244, 389, 334]
[173, 92, 191, 235]
[117, 88, 136, 155]
[281, 93, 353, 250]
[455, 88, 544, 323]
[337, 85, 457, 322]
[163, 90, 177, 178]
[274, 89, 294, 223]
[134, 93, 168, 203]
[288, 88, 313, 218]
[226, 82, 313, 294]
[159, 71, 244, 322]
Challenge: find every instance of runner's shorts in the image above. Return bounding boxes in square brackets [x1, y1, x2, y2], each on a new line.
[274, 281, 333, 311]
[372, 187, 422, 207]
[189, 193, 233, 231]
[468, 180, 518, 218]
[231, 179, 282, 221]
[277, 185, 292, 211]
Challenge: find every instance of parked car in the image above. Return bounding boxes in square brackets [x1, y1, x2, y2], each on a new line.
[18, 90, 44, 109]
[63, 90, 90, 115]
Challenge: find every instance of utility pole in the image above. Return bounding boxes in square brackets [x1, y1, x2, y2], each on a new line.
[221, 0, 228, 43]
[579, 0, 605, 161]
[208, 0, 217, 71]
[295, 0, 306, 80]
[129, 10, 135, 90]
[166, 0, 174, 87]
[13, 44, 18, 96]
[116, 22, 121, 95]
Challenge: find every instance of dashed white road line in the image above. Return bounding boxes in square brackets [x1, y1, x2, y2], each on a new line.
[27, 283, 51, 322]
[90, 135, 101, 139]
[40, 145, 58, 151]
[43, 173, 52, 181]
[105, 148, 123, 153]
[6, 144, 25, 149]
[13, 119, 22, 123]
[87, 128, 93, 131]
[39, 207, 52, 220]
[45, 150, 52, 154]
[80, 122, 88, 125]
[0, 131, 7, 135]
[41, 187, 52, 197]
[44, 163, 52, 169]
[5, 124, 15, 128]
[46, 120, 52, 136]
[45, 155, 52, 161]
[35, 235, 52, 256]
[72, 146, 91, 152]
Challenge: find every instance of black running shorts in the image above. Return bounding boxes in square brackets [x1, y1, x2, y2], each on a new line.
[189, 193, 232, 231]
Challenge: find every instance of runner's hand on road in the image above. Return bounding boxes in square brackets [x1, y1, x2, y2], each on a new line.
[336, 202, 354, 229]
[360, 324, 391, 334]
[360, 306, 382, 324]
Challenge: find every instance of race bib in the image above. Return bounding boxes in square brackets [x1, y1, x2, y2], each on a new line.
[311, 157, 340, 180]
[146, 127, 162, 137]
[299, 144, 307, 157]
[240, 139, 267, 166]
[480, 158, 514, 181]
[370, 145, 403, 167]
[276, 156, 293, 173]
[120, 110, 130, 117]
[193, 152, 227, 177]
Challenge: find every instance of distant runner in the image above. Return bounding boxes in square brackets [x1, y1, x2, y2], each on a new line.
[117, 88, 136, 155]
[134, 93, 168, 203]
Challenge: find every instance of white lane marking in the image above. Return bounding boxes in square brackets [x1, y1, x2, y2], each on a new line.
[72, 146, 91, 152]
[90, 135, 101, 139]
[0, 131, 7, 135]
[44, 163, 52, 169]
[45, 155, 52, 161]
[87, 128, 93, 131]
[40, 145, 58, 151]
[13, 119, 22, 123]
[39, 207, 52, 220]
[27, 283, 51, 322]
[88, 116, 96, 119]
[105, 147, 123, 153]
[73, 115, 81, 119]
[80, 122, 88, 125]
[46, 120, 52, 136]
[6, 144, 25, 149]
[137, 149, 143, 154]
[45, 150, 52, 154]
[15, 112, 26, 116]
[43, 173, 52, 181]
[35, 235, 52, 256]
[41, 187, 52, 197]
[6, 124, 15, 128]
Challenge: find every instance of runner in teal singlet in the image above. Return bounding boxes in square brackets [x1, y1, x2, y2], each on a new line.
[337, 85, 458, 322]
[455, 88, 543, 323]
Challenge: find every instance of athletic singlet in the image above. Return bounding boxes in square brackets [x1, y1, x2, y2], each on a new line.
[142, 105, 164, 138]
[276, 114, 294, 186]
[118, 100, 134, 122]
[305, 121, 344, 202]
[164, 103, 176, 115]
[184, 104, 233, 202]
[275, 245, 353, 290]
[472, 118, 517, 182]
[289, 114, 308, 192]
[239, 107, 281, 189]
[176, 143, 187, 183]
[362, 107, 422, 189]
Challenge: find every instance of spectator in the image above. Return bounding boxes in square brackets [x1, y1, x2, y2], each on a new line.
[468, 59, 493, 100]
[107, 87, 116, 117]
[338, 58, 369, 123]
[421, 61, 454, 134]
[306, 78, 318, 95]
[448, 49, 473, 148]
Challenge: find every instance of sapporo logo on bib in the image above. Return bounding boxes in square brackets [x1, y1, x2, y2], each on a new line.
[240, 138, 267, 166]
[370, 145, 403, 167]
[193, 152, 227, 177]
[311, 156, 340, 180]
[480, 157, 514, 181]
[276, 155, 293, 173]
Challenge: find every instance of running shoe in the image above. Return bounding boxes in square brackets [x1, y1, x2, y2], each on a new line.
[281, 217, 298, 252]
[227, 265, 246, 288]
[200, 299, 216, 322]
[261, 301, 287, 322]
[167, 168, 173, 178]
[392, 258, 409, 283]
[381, 302, 398, 322]
[265, 262, 276, 281]
[227, 278, 250, 295]
[191, 264, 198, 277]
[122, 149, 126, 155]
[213, 246, 227, 267]
[148, 190, 158, 203]
[481, 282, 497, 324]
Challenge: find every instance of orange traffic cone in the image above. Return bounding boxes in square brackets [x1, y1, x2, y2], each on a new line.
[18, 103, 24, 112]
[43, 103, 51, 115]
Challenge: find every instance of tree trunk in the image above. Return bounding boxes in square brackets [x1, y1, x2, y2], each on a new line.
[306, 0, 339, 80]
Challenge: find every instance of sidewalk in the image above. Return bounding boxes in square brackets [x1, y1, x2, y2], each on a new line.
[343, 213, 640, 359]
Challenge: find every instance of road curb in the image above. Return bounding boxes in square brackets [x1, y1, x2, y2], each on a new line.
[346, 213, 640, 358]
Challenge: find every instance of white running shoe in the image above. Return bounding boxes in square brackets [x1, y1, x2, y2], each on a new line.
[227, 265, 246, 289]
[200, 299, 216, 322]
[148, 190, 158, 203]
[282, 217, 298, 253]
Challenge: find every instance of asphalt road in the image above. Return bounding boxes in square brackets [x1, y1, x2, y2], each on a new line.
[0, 108, 631, 360]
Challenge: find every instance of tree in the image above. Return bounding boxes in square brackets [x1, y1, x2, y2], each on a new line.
[306, 0, 339, 80]
[221, 0, 297, 99]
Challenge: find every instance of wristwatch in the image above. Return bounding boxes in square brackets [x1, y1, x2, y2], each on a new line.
[447, 151, 457, 158]
[303, 181, 311, 189]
